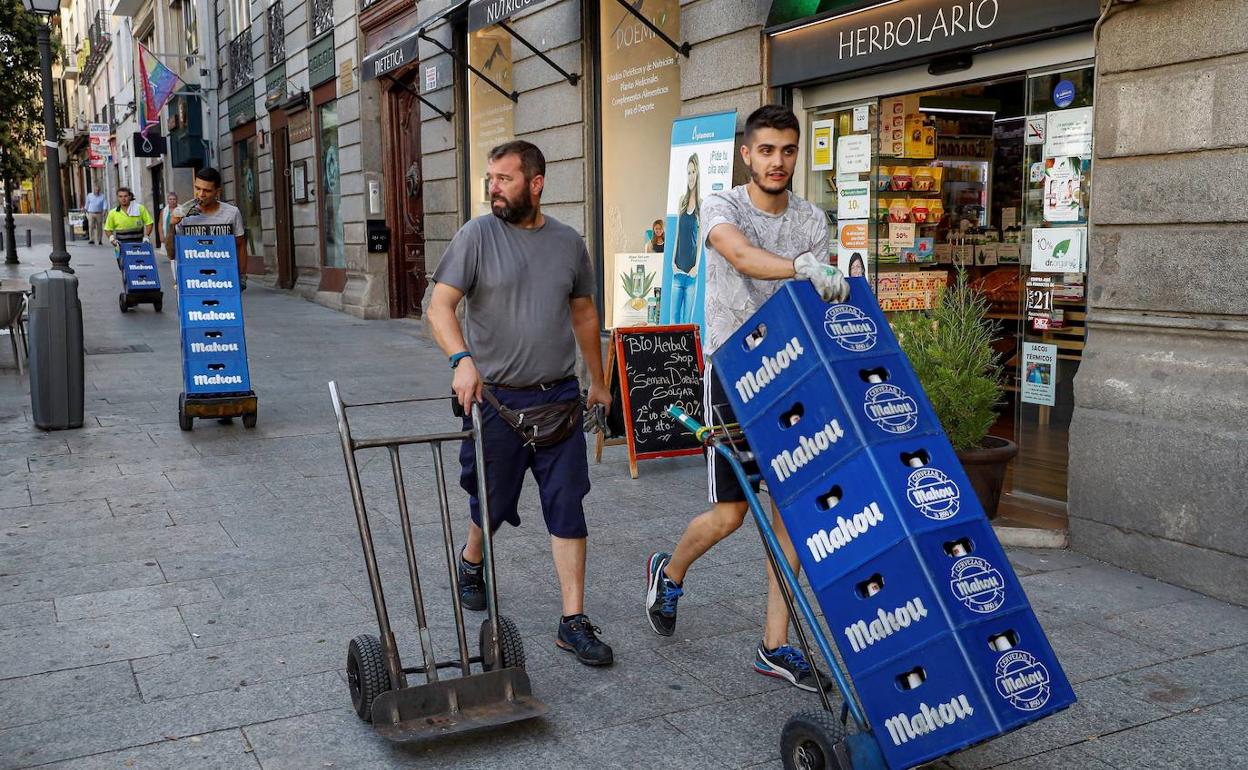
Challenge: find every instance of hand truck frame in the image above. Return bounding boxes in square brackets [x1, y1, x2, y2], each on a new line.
[329, 382, 546, 743]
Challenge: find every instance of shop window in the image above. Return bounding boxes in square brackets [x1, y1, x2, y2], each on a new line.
[234, 134, 263, 259]
[318, 99, 345, 268]
[597, 0, 683, 327]
[806, 62, 1095, 514]
[466, 26, 515, 219]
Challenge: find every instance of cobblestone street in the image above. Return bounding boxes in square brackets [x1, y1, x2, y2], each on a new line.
[0, 216, 1245, 769]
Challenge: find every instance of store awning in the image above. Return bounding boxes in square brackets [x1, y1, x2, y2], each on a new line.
[766, 0, 1101, 87]
[362, 0, 470, 82]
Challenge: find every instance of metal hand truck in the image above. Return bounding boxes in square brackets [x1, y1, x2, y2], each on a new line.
[329, 382, 546, 742]
[668, 404, 888, 770]
[115, 230, 163, 313]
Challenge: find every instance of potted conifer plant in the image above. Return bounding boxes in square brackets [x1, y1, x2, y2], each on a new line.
[891, 269, 1017, 518]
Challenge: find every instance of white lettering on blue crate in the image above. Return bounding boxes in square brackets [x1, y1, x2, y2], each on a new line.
[734, 337, 806, 404]
[805, 500, 884, 562]
[995, 650, 1052, 712]
[843, 596, 930, 653]
[183, 248, 233, 260]
[193, 373, 244, 386]
[185, 278, 234, 290]
[864, 383, 919, 434]
[126, 263, 154, 271]
[128, 278, 157, 287]
[823, 304, 878, 352]
[190, 341, 240, 354]
[769, 419, 847, 482]
[950, 556, 1006, 614]
[906, 467, 961, 520]
[187, 310, 238, 322]
[884, 694, 976, 747]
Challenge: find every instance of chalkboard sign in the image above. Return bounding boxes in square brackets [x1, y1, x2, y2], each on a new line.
[604, 325, 705, 476]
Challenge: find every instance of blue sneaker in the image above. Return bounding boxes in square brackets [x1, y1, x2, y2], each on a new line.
[557, 614, 614, 667]
[646, 552, 683, 636]
[754, 644, 832, 692]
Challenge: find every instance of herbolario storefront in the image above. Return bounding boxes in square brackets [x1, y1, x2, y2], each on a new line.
[767, 0, 1102, 534]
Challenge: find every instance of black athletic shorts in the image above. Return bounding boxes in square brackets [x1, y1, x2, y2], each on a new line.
[704, 360, 762, 504]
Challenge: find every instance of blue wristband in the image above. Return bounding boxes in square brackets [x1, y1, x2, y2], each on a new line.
[449, 351, 472, 369]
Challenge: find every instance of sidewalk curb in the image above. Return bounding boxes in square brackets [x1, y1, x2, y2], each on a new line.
[993, 523, 1069, 549]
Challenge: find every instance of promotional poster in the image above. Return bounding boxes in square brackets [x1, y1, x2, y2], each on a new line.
[659, 110, 736, 335]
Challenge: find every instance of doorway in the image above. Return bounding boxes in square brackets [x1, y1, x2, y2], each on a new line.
[384, 76, 427, 318]
[271, 112, 295, 289]
[149, 166, 164, 248]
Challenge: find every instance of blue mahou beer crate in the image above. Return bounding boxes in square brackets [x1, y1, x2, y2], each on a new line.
[120, 242, 161, 293]
[712, 279, 1074, 769]
[175, 235, 252, 398]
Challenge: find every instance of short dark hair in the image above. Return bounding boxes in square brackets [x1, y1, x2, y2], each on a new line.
[487, 140, 545, 181]
[745, 104, 801, 144]
[195, 166, 223, 189]
[116, 186, 132, 196]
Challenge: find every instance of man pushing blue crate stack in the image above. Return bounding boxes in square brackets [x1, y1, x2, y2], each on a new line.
[654, 104, 1075, 770]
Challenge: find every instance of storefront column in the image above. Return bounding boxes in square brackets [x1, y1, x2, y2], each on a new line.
[1069, 0, 1248, 604]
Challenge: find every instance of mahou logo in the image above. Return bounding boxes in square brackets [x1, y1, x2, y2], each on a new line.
[823, 304, 878, 352]
[950, 556, 1006, 614]
[994, 650, 1052, 712]
[864, 383, 919, 434]
[906, 467, 961, 520]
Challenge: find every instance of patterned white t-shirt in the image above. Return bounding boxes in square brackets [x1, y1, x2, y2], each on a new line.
[701, 185, 830, 354]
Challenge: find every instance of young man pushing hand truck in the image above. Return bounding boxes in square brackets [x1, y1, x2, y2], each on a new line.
[646, 105, 849, 691]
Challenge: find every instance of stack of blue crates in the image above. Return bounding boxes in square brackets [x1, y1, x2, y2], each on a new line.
[176, 235, 252, 396]
[712, 278, 1074, 770]
[120, 242, 161, 293]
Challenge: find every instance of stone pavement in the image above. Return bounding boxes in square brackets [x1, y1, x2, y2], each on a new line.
[0, 214, 1245, 769]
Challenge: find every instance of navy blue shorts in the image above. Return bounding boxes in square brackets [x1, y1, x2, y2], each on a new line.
[459, 379, 590, 539]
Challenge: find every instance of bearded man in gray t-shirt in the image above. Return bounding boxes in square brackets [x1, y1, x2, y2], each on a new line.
[428, 140, 614, 667]
[646, 105, 848, 691]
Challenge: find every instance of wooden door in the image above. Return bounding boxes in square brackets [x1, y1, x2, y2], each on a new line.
[385, 79, 427, 318]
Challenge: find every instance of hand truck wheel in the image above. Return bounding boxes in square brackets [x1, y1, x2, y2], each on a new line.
[242, 412, 257, 429]
[347, 634, 392, 722]
[781, 709, 851, 770]
[177, 394, 193, 432]
[118, 293, 129, 313]
[153, 299, 163, 312]
[479, 615, 525, 671]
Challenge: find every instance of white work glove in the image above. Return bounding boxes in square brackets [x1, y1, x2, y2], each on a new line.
[793, 252, 849, 302]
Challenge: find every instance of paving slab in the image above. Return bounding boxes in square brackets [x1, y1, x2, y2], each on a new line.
[0, 599, 56, 630]
[0, 607, 192, 679]
[178, 584, 372, 647]
[54, 579, 223, 621]
[131, 623, 376, 701]
[30, 728, 260, 770]
[1074, 695, 1248, 770]
[2, 510, 175, 542]
[1092, 596, 1248, 657]
[0, 521, 234, 573]
[1, 559, 167, 604]
[1103, 644, 1248, 713]
[0, 661, 142, 731]
[0, 671, 339, 769]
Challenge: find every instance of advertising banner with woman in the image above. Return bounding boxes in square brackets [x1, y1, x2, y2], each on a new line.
[659, 110, 736, 334]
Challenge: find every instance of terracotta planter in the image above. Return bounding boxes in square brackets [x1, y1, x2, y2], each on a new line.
[956, 436, 1018, 519]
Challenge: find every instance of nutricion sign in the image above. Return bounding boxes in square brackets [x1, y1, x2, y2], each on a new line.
[768, 0, 1100, 86]
[468, 0, 556, 32]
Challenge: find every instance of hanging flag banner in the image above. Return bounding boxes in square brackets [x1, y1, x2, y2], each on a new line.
[137, 42, 184, 138]
[659, 109, 737, 336]
[88, 123, 109, 168]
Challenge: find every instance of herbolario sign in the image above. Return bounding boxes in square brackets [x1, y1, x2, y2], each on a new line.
[767, 0, 1101, 86]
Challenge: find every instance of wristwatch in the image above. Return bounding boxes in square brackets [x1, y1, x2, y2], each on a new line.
[449, 351, 472, 369]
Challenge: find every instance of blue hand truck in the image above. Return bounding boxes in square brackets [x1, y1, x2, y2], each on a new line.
[116, 237, 163, 313]
[173, 234, 258, 431]
[667, 277, 1075, 770]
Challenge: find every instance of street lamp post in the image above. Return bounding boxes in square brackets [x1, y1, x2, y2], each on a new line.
[23, 0, 73, 273]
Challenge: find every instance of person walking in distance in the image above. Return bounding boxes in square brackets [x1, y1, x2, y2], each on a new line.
[645, 104, 849, 691]
[84, 187, 107, 244]
[427, 140, 615, 667]
[168, 167, 248, 290]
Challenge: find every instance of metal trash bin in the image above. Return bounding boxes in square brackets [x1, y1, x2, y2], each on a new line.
[28, 270, 84, 430]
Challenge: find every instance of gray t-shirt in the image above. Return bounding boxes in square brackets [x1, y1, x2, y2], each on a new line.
[701, 186, 830, 354]
[174, 200, 245, 238]
[433, 213, 595, 385]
